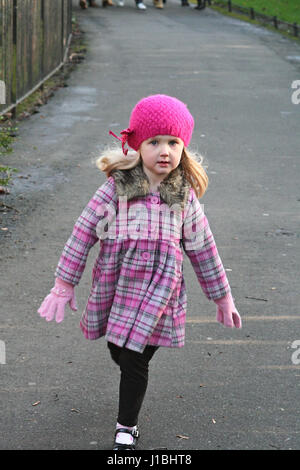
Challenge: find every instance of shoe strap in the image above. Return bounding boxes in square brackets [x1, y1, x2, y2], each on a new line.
[115, 427, 139, 438]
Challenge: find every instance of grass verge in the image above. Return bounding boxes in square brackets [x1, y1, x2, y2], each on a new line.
[201, 0, 300, 42]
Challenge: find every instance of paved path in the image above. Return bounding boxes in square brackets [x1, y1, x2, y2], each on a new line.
[1, 0, 300, 450]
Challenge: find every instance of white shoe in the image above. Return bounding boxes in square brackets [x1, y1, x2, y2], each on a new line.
[118, 0, 124, 5]
[136, 2, 147, 9]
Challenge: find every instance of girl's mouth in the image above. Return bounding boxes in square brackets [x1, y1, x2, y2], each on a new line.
[157, 161, 170, 166]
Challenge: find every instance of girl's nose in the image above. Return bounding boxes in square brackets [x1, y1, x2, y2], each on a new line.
[160, 144, 169, 155]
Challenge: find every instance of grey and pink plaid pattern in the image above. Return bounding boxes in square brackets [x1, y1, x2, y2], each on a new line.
[55, 177, 230, 353]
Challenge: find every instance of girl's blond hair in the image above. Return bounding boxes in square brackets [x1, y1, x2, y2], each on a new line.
[180, 147, 208, 198]
[96, 145, 208, 199]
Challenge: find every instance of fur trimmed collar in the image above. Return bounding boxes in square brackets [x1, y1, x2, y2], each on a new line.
[112, 161, 190, 209]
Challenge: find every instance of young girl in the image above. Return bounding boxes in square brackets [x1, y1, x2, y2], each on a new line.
[38, 94, 242, 450]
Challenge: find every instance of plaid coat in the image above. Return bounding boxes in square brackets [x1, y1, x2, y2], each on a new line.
[55, 162, 230, 353]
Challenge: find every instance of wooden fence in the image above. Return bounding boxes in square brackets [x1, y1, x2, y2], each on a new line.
[0, 0, 72, 116]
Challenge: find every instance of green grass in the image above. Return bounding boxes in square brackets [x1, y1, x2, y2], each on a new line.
[0, 117, 18, 187]
[212, 0, 300, 25]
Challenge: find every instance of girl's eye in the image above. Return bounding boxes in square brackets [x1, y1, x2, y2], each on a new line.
[169, 140, 178, 146]
[150, 140, 158, 145]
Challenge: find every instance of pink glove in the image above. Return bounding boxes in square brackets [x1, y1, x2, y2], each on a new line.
[214, 292, 242, 329]
[38, 278, 77, 323]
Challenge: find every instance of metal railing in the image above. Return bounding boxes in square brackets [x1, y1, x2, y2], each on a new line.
[212, 0, 299, 37]
[0, 0, 72, 116]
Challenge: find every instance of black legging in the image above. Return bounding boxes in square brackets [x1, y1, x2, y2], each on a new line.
[107, 342, 158, 427]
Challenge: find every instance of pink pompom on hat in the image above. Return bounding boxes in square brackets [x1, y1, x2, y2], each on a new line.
[109, 94, 194, 155]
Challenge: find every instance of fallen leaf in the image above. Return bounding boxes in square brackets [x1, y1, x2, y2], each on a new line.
[176, 434, 189, 440]
[32, 401, 41, 406]
[212, 418, 216, 424]
[71, 408, 80, 413]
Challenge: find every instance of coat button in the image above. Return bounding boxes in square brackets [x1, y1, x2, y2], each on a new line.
[150, 196, 159, 204]
[142, 252, 150, 260]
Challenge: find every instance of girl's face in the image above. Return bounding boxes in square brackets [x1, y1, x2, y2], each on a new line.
[139, 135, 184, 183]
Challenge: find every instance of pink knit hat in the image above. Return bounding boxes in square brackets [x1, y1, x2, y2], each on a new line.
[109, 94, 194, 155]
